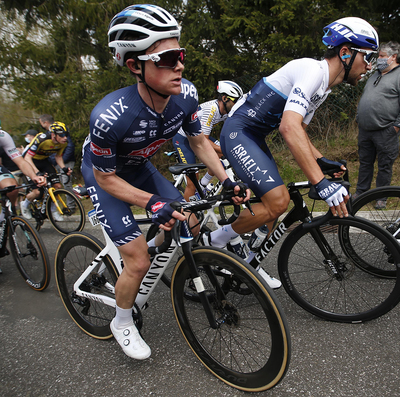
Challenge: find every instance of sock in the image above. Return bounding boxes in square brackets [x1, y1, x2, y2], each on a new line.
[22, 199, 31, 208]
[209, 225, 238, 248]
[114, 305, 134, 328]
[147, 237, 156, 248]
[200, 173, 213, 187]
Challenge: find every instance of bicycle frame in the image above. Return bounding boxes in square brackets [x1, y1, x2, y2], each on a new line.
[247, 181, 328, 268]
[72, 210, 181, 311]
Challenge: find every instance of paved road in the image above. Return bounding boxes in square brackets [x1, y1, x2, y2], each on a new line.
[1, 218, 400, 397]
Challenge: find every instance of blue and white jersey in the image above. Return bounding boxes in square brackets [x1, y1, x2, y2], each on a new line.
[82, 78, 201, 173]
[228, 58, 331, 138]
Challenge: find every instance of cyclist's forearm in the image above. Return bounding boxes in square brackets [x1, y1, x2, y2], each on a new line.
[15, 156, 39, 177]
[188, 135, 228, 182]
[93, 168, 152, 208]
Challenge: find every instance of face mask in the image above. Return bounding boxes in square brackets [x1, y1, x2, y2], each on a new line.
[376, 56, 393, 72]
[25, 137, 32, 143]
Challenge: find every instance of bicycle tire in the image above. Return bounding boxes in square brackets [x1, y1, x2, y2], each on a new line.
[351, 186, 400, 277]
[55, 232, 118, 339]
[171, 246, 291, 392]
[278, 216, 400, 323]
[8, 216, 51, 291]
[46, 188, 85, 235]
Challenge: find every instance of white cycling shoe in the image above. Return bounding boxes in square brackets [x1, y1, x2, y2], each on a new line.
[21, 204, 32, 220]
[256, 266, 282, 289]
[52, 211, 63, 222]
[110, 319, 151, 360]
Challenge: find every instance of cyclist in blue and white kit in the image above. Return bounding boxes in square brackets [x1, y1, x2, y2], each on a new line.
[204, 17, 380, 288]
[173, 80, 243, 201]
[81, 4, 248, 361]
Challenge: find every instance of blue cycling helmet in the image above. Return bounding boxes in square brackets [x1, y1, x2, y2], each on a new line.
[322, 17, 379, 50]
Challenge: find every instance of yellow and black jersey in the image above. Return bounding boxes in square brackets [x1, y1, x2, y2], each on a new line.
[23, 132, 67, 160]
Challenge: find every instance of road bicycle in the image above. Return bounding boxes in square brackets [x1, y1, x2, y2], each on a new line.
[54, 191, 291, 392]
[20, 172, 85, 235]
[159, 161, 400, 323]
[235, 177, 400, 323]
[0, 183, 50, 290]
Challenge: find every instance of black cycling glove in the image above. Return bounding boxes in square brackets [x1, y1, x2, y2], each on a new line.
[145, 195, 178, 226]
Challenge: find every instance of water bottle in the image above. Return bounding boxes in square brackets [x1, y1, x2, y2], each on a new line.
[189, 191, 201, 202]
[247, 225, 269, 251]
[228, 236, 249, 260]
[202, 183, 214, 196]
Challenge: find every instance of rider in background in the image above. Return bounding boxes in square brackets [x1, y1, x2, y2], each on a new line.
[203, 17, 379, 289]
[81, 4, 248, 361]
[0, 124, 45, 221]
[172, 81, 243, 201]
[20, 122, 72, 220]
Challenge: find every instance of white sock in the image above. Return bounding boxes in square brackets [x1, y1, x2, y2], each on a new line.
[209, 225, 238, 248]
[114, 305, 134, 328]
[147, 237, 156, 248]
[22, 199, 31, 208]
[200, 173, 213, 187]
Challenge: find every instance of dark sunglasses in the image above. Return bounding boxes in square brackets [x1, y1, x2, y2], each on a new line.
[55, 132, 68, 138]
[137, 48, 185, 69]
[350, 47, 377, 64]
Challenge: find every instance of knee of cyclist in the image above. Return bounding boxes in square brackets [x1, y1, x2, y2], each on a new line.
[124, 256, 151, 279]
[265, 196, 289, 220]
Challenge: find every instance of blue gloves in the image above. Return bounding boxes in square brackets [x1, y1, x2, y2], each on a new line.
[145, 195, 177, 226]
[314, 178, 348, 207]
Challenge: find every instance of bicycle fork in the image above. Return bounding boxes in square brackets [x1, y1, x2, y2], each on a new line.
[48, 187, 66, 214]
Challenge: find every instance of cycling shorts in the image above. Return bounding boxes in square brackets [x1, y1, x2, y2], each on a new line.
[172, 134, 218, 165]
[220, 119, 284, 198]
[0, 165, 15, 182]
[81, 161, 183, 247]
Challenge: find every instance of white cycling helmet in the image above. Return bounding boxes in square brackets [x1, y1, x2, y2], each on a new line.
[108, 4, 181, 66]
[217, 80, 243, 101]
[322, 17, 379, 50]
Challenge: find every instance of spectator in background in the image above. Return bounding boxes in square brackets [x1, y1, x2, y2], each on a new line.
[20, 129, 38, 154]
[355, 41, 400, 208]
[38, 114, 54, 133]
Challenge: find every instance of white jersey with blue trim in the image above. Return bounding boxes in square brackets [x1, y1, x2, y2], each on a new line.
[82, 78, 202, 173]
[229, 58, 331, 137]
[176, 98, 227, 137]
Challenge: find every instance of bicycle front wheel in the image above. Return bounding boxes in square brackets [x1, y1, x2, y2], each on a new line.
[171, 246, 290, 392]
[351, 186, 400, 277]
[9, 216, 51, 291]
[46, 188, 85, 235]
[278, 216, 400, 323]
[55, 232, 118, 339]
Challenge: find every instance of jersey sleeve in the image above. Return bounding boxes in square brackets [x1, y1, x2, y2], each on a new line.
[280, 60, 327, 123]
[0, 130, 21, 162]
[89, 99, 120, 173]
[179, 80, 202, 137]
[25, 134, 46, 157]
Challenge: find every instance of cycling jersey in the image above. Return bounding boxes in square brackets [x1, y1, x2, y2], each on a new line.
[173, 98, 225, 163]
[24, 132, 67, 160]
[82, 79, 201, 173]
[221, 58, 331, 197]
[82, 79, 201, 245]
[0, 129, 22, 181]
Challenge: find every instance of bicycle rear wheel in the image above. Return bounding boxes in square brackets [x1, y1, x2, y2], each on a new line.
[171, 246, 290, 392]
[351, 186, 400, 277]
[8, 216, 50, 291]
[55, 232, 117, 339]
[278, 216, 400, 323]
[46, 188, 85, 235]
